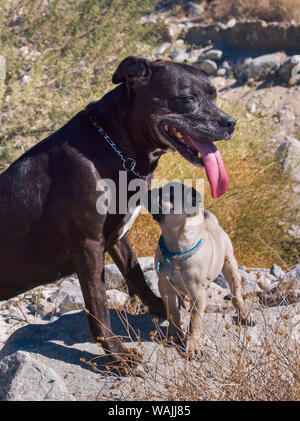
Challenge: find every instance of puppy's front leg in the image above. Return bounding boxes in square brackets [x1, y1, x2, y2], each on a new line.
[187, 284, 207, 356]
[157, 275, 183, 344]
[222, 242, 255, 326]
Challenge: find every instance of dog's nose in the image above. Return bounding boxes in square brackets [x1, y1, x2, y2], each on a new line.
[219, 116, 236, 133]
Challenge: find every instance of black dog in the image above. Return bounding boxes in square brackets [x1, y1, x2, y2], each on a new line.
[0, 56, 235, 365]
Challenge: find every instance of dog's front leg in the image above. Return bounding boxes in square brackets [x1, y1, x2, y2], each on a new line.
[108, 235, 166, 318]
[75, 238, 137, 366]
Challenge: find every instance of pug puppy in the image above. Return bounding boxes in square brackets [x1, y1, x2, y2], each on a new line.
[147, 181, 254, 355]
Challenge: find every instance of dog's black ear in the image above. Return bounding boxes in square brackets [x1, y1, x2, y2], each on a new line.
[112, 56, 151, 85]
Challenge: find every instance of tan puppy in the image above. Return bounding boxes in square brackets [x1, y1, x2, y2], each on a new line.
[148, 182, 254, 355]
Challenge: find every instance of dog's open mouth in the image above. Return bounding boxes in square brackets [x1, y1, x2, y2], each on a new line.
[163, 124, 229, 198]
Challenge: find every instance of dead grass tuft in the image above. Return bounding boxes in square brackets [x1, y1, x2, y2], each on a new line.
[204, 0, 300, 23]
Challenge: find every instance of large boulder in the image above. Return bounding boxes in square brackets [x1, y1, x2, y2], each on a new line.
[0, 351, 73, 401]
[236, 54, 281, 81]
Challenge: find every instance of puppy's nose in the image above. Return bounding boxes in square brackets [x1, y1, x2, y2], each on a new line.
[219, 116, 236, 133]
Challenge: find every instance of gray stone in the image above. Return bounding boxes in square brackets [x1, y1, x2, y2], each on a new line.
[20, 74, 32, 85]
[185, 2, 204, 19]
[213, 273, 228, 289]
[237, 54, 281, 81]
[270, 264, 286, 280]
[216, 68, 227, 77]
[137, 256, 155, 272]
[276, 138, 300, 183]
[104, 264, 124, 289]
[105, 289, 128, 308]
[144, 270, 160, 297]
[279, 55, 300, 83]
[197, 59, 217, 76]
[201, 49, 224, 62]
[287, 225, 300, 240]
[0, 56, 6, 80]
[154, 42, 171, 58]
[287, 264, 300, 281]
[0, 309, 168, 400]
[184, 21, 300, 51]
[0, 351, 74, 401]
[58, 278, 84, 314]
[170, 48, 189, 63]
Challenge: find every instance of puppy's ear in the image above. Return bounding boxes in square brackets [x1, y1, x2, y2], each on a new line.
[112, 56, 151, 85]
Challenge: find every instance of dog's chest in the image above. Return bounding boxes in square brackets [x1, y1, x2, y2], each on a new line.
[116, 206, 141, 241]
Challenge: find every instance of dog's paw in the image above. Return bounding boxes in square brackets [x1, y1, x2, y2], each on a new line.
[148, 298, 167, 320]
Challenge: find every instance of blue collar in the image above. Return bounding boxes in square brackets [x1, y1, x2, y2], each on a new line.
[158, 235, 203, 263]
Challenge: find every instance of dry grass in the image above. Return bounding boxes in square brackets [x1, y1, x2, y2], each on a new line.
[83, 297, 300, 401]
[201, 0, 300, 23]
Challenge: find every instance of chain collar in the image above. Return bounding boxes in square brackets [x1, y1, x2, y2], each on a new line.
[88, 115, 147, 180]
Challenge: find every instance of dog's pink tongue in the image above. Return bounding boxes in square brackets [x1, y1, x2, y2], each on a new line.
[190, 139, 229, 198]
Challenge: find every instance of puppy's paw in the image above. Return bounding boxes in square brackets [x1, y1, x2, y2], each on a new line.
[184, 338, 204, 360]
[233, 314, 256, 327]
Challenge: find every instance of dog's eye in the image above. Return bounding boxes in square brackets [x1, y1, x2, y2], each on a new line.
[170, 96, 196, 113]
[178, 96, 195, 103]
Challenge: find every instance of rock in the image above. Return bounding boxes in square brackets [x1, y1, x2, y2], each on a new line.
[213, 273, 228, 289]
[184, 21, 300, 51]
[206, 283, 232, 312]
[279, 55, 300, 83]
[201, 49, 223, 62]
[138, 256, 155, 272]
[104, 264, 124, 289]
[216, 68, 227, 77]
[276, 138, 300, 183]
[154, 0, 177, 13]
[1, 301, 299, 400]
[0, 351, 74, 401]
[105, 289, 128, 308]
[270, 264, 286, 280]
[58, 278, 84, 314]
[170, 48, 189, 63]
[287, 264, 300, 281]
[0, 309, 168, 400]
[247, 102, 257, 114]
[197, 59, 217, 76]
[287, 225, 300, 239]
[185, 48, 206, 64]
[239, 268, 273, 293]
[167, 24, 183, 41]
[144, 270, 160, 297]
[20, 74, 32, 85]
[185, 2, 204, 19]
[0, 56, 6, 80]
[237, 54, 281, 81]
[225, 18, 237, 29]
[154, 42, 171, 58]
